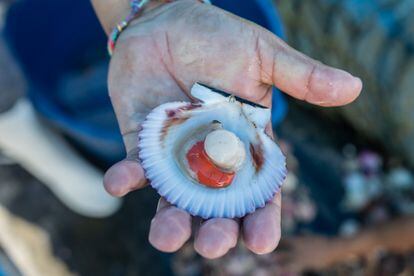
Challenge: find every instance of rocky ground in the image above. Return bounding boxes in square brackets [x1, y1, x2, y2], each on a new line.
[0, 163, 171, 276]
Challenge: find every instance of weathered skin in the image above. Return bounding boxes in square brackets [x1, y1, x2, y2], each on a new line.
[100, 0, 362, 259]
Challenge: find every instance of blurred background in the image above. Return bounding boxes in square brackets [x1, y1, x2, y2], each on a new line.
[1, 0, 414, 275]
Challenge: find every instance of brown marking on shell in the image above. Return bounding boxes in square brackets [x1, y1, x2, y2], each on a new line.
[250, 143, 264, 172]
[166, 103, 202, 118]
[166, 109, 177, 118]
[180, 102, 202, 111]
[160, 117, 189, 143]
[161, 103, 202, 142]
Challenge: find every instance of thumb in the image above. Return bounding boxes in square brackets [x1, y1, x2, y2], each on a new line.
[255, 27, 362, 107]
[103, 133, 147, 197]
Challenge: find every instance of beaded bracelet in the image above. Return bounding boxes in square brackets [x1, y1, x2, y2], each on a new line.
[108, 0, 211, 56]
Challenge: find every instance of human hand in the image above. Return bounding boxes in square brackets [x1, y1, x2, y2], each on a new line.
[103, 0, 362, 258]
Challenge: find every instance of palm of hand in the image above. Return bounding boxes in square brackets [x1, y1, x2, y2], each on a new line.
[104, 1, 362, 258]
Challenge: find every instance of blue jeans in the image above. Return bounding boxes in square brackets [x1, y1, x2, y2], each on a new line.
[4, 0, 287, 165]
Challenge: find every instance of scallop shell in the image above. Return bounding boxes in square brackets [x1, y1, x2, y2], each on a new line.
[138, 83, 287, 218]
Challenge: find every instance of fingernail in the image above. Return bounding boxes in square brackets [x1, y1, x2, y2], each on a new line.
[352, 76, 363, 92]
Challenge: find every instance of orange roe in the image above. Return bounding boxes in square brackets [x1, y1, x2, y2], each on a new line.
[186, 141, 235, 188]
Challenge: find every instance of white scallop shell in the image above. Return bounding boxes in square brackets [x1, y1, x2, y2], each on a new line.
[138, 83, 286, 218]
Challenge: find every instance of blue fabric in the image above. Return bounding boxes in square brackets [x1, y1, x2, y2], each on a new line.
[4, 0, 286, 164]
[5, 0, 126, 164]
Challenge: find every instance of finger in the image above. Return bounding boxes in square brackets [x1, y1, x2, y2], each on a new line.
[148, 198, 192, 252]
[103, 131, 147, 197]
[103, 158, 146, 197]
[243, 192, 281, 254]
[194, 218, 239, 259]
[257, 31, 362, 106]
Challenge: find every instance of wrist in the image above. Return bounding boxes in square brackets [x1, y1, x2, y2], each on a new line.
[91, 0, 189, 35]
[92, 0, 207, 35]
[92, 0, 130, 35]
[104, 0, 171, 55]
[93, 0, 211, 55]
